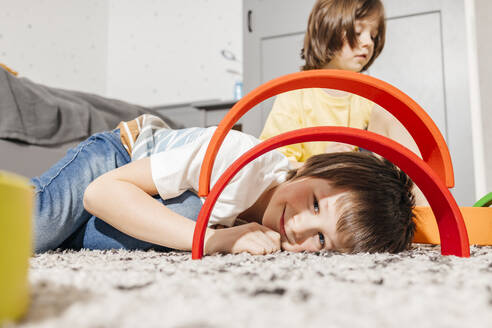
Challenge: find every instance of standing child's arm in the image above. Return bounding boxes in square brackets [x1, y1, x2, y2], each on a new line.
[367, 105, 428, 206]
[83, 157, 280, 255]
[367, 105, 421, 157]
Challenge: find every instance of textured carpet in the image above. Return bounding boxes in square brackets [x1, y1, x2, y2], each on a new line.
[6, 245, 492, 328]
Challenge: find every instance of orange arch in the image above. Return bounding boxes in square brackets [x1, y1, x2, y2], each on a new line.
[192, 127, 469, 259]
[198, 70, 453, 197]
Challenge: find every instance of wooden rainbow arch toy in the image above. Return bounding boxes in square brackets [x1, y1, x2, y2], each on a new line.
[192, 69, 470, 259]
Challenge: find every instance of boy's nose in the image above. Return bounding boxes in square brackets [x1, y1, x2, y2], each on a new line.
[361, 34, 374, 47]
[289, 214, 318, 244]
[358, 31, 373, 47]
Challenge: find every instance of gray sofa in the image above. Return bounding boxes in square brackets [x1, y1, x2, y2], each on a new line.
[0, 67, 178, 178]
[0, 139, 78, 178]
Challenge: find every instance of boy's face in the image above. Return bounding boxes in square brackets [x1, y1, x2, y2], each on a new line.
[323, 15, 379, 72]
[262, 177, 347, 252]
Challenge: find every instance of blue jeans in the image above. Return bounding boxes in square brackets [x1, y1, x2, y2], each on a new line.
[31, 130, 202, 253]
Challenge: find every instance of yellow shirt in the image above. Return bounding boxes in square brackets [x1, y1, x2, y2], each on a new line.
[260, 88, 373, 162]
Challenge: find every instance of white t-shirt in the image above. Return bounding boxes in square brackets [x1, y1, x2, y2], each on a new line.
[150, 127, 291, 227]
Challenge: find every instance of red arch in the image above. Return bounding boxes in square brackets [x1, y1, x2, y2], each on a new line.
[192, 127, 469, 259]
[198, 70, 454, 197]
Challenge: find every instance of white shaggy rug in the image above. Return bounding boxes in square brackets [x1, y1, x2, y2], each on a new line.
[7, 245, 492, 328]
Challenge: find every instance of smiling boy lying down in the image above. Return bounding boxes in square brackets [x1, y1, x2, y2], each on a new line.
[31, 115, 416, 255]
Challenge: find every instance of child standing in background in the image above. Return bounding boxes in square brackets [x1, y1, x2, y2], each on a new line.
[260, 0, 420, 169]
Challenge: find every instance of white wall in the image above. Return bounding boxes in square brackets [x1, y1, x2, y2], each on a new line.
[475, 0, 492, 194]
[106, 0, 243, 106]
[0, 0, 109, 94]
[0, 0, 243, 106]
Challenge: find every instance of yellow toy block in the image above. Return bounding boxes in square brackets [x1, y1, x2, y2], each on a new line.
[0, 171, 33, 323]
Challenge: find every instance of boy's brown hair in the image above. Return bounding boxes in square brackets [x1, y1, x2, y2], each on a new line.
[287, 152, 416, 253]
[301, 0, 386, 72]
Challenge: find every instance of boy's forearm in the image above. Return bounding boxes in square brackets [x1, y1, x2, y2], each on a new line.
[83, 178, 219, 254]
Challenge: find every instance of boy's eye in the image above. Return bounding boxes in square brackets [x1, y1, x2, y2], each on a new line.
[318, 232, 325, 248]
[313, 196, 320, 214]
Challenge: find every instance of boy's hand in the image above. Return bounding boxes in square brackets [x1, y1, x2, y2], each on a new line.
[206, 222, 281, 255]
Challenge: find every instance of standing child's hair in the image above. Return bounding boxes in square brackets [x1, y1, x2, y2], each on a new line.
[287, 152, 416, 253]
[301, 0, 386, 71]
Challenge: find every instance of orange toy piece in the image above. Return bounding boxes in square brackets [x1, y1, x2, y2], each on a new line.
[198, 70, 454, 196]
[414, 207, 492, 245]
[193, 70, 469, 259]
